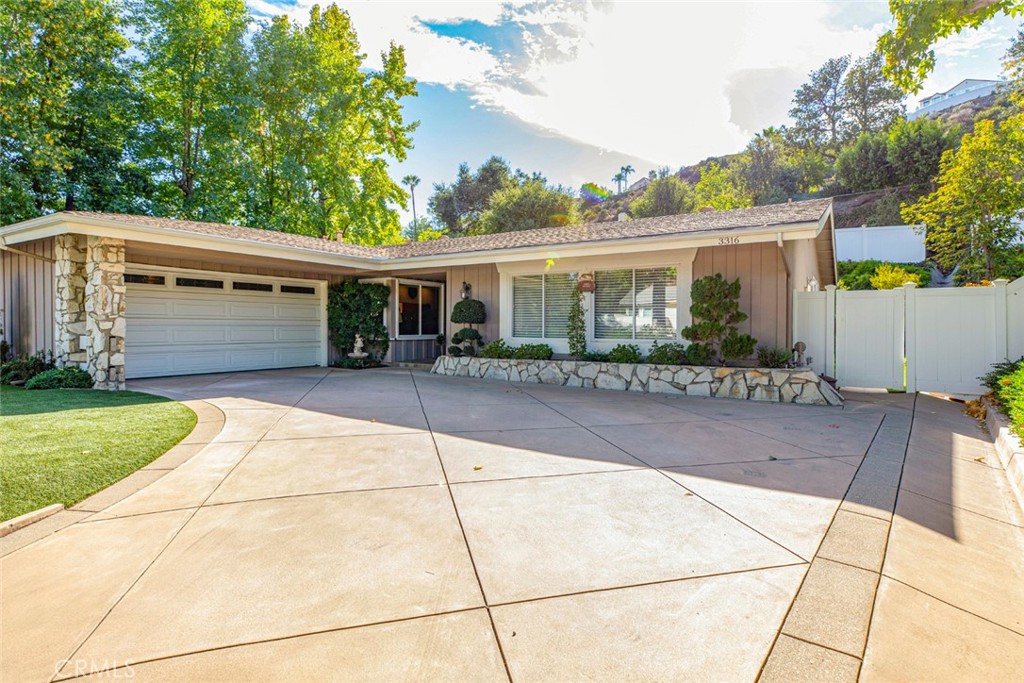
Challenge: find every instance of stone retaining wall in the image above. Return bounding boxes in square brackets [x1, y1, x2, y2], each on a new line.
[431, 356, 843, 406]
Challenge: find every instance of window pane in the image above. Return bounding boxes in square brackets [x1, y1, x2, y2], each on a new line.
[513, 275, 543, 337]
[421, 286, 440, 335]
[594, 269, 634, 339]
[543, 272, 575, 339]
[635, 267, 677, 339]
[399, 284, 420, 335]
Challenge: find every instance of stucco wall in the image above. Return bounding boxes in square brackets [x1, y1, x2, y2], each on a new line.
[1, 238, 55, 357]
[693, 242, 789, 349]
[446, 263, 501, 345]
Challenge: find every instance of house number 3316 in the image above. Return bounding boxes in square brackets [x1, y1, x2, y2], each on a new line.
[717, 236, 739, 245]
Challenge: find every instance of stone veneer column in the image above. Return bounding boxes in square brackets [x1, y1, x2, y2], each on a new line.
[84, 236, 127, 390]
[54, 234, 88, 366]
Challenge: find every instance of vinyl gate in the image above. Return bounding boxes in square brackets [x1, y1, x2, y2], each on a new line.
[793, 277, 1024, 395]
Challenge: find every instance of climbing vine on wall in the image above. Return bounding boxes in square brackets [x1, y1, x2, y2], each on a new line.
[327, 281, 391, 360]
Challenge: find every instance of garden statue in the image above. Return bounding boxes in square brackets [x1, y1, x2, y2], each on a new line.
[349, 334, 368, 359]
[792, 341, 806, 367]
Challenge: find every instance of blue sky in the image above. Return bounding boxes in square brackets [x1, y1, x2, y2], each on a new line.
[249, 1, 1020, 226]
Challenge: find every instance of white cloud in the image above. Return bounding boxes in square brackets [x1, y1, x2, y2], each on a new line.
[259, 0, 1012, 165]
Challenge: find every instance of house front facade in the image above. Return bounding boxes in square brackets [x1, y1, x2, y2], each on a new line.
[0, 199, 836, 389]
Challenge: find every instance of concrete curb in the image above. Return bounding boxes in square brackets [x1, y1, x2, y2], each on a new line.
[985, 403, 1024, 514]
[0, 503, 64, 538]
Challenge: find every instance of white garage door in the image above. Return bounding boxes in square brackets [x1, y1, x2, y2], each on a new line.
[125, 268, 326, 379]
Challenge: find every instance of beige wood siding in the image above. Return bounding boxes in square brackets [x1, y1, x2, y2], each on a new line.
[693, 243, 789, 350]
[1, 238, 55, 357]
[446, 264, 500, 345]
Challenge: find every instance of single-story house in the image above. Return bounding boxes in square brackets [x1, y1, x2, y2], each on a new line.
[0, 199, 836, 389]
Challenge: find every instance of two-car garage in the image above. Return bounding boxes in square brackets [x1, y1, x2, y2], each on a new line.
[124, 267, 327, 379]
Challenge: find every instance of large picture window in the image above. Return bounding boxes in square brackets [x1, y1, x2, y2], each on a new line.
[594, 267, 677, 340]
[398, 283, 441, 337]
[512, 272, 576, 338]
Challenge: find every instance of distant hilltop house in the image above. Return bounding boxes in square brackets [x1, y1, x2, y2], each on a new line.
[907, 78, 1006, 120]
[626, 177, 651, 194]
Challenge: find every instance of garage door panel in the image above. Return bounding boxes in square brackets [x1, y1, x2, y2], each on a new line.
[172, 327, 231, 344]
[275, 326, 321, 342]
[127, 299, 172, 317]
[276, 303, 321, 320]
[229, 302, 279, 319]
[172, 301, 230, 318]
[125, 272, 325, 379]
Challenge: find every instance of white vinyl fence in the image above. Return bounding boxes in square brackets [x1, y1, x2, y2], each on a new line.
[793, 278, 1024, 395]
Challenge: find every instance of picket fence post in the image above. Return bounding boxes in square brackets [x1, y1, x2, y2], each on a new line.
[993, 279, 1009, 362]
[903, 282, 917, 393]
[824, 285, 836, 378]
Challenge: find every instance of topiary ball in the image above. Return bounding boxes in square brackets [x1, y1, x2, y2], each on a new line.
[451, 298, 486, 325]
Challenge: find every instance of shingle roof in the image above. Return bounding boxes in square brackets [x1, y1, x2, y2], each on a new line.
[63, 211, 388, 259]
[62, 198, 831, 262]
[388, 199, 832, 258]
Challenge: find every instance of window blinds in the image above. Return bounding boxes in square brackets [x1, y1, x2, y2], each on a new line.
[594, 267, 676, 339]
[512, 273, 575, 338]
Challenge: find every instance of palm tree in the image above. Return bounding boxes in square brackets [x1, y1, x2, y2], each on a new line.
[621, 165, 635, 191]
[612, 171, 625, 194]
[402, 175, 421, 238]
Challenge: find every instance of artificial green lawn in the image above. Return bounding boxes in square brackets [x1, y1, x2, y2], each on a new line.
[0, 386, 197, 521]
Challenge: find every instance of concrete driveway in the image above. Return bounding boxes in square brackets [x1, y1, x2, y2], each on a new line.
[3, 368, 1023, 682]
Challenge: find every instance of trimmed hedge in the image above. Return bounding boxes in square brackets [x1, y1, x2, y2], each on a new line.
[451, 299, 486, 325]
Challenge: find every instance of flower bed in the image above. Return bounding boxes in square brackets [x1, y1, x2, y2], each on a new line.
[431, 356, 843, 406]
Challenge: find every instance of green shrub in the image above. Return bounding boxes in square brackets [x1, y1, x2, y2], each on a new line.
[996, 364, 1024, 440]
[837, 260, 931, 290]
[685, 343, 714, 366]
[513, 343, 554, 360]
[479, 339, 516, 359]
[24, 366, 94, 390]
[607, 343, 642, 364]
[869, 263, 922, 290]
[451, 298, 486, 325]
[567, 285, 587, 358]
[980, 357, 1024, 393]
[0, 351, 56, 385]
[451, 328, 482, 345]
[646, 341, 687, 365]
[447, 345, 464, 357]
[682, 274, 756, 364]
[327, 281, 390, 361]
[756, 345, 791, 369]
[579, 351, 609, 362]
[721, 332, 757, 362]
[331, 357, 383, 370]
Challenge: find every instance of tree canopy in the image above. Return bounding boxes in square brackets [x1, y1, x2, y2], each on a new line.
[902, 114, 1024, 280]
[877, 0, 1024, 94]
[1, 0, 417, 245]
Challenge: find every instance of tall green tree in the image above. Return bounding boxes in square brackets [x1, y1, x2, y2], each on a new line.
[129, 0, 251, 220]
[243, 6, 416, 243]
[841, 52, 905, 138]
[692, 162, 752, 211]
[630, 175, 694, 218]
[429, 156, 519, 236]
[0, 0, 141, 221]
[902, 115, 1024, 280]
[478, 180, 578, 234]
[878, 0, 1023, 94]
[835, 132, 895, 192]
[789, 56, 850, 150]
